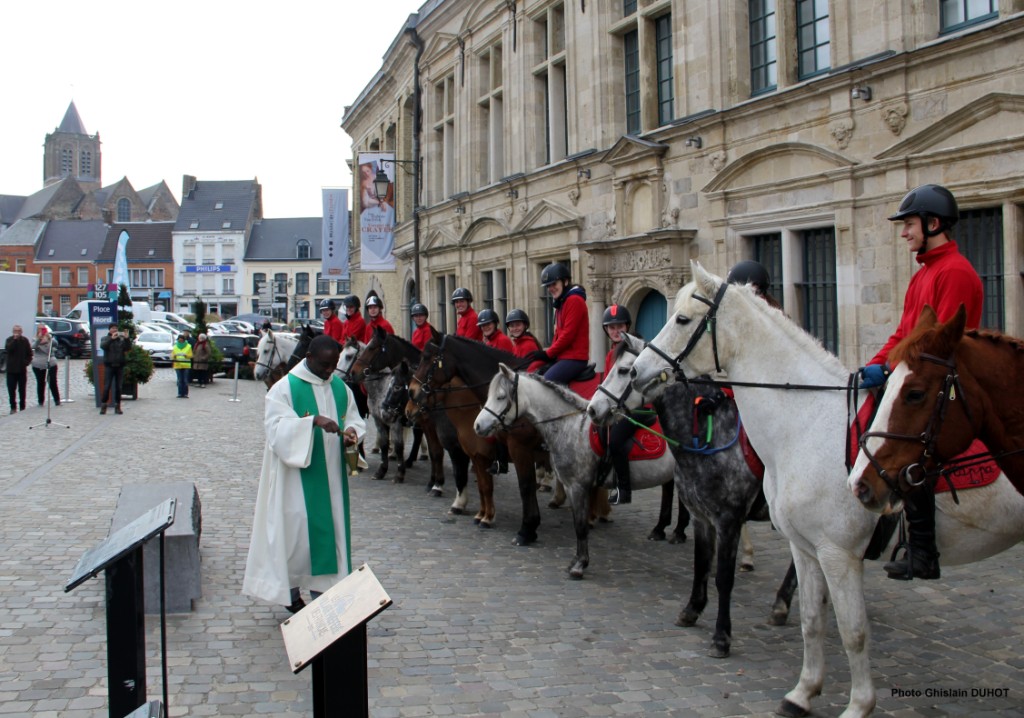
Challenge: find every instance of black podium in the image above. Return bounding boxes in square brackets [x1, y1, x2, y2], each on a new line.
[280, 563, 392, 718]
[66, 499, 176, 718]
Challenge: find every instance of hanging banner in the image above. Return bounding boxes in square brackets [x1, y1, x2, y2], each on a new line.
[357, 153, 396, 271]
[112, 231, 131, 290]
[321, 188, 350, 280]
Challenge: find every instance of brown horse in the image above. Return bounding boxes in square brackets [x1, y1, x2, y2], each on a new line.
[851, 305, 1024, 509]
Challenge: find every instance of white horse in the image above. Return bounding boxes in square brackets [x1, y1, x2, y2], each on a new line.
[252, 328, 313, 387]
[474, 364, 678, 579]
[629, 262, 1024, 718]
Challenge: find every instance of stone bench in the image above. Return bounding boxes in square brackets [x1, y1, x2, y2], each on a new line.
[109, 482, 202, 613]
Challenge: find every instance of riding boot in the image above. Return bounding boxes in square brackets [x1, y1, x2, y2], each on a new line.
[612, 463, 632, 505]
[594, 454, 614, 488]
[115, 404, 123, 415]
[100, 405, 107, 415]
[884, 489, 940, 580]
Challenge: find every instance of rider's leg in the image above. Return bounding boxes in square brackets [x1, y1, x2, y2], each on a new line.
[883, 488, 940, 580]
[608, 418, 636, 505]
[539, 359, 587, 386]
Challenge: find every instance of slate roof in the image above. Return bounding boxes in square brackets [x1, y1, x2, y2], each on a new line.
[98, 222, 174, 262]
[0, 195, 27, 226]
[14, 182, 65, 221]
[174, 179, 260, 232]
[35, 220, 108, 262]
[0, 219, 47, 246]
[245, 218, 322, 261]
[57, 101, 88, 135]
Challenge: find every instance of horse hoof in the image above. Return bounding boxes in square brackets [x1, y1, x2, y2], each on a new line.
[776, 699, 810, 718]
[478, 521, 493, 530]
[448, 507, 464, 516]
[392, 477, 405, 484]
[568, 566, 584, 580]
[769, 610, 790, 627]
[511, 532, 535, 546]
[404, 460, 415, 469]
[708, 642, 730, 659]
[647, 530, 667, 541]
[473, 517, 482, 525]
[430, 488, 443, 498]
[668, 532, 688, 545]
[675, 609, 700, 628]
[547, 500, 561, 509]
[740, 562, 755, 572]
[373, 471, 386, 481]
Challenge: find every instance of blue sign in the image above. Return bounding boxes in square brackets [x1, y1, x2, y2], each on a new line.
[185, 265, 234, 273]
[88, 303, 118, 407]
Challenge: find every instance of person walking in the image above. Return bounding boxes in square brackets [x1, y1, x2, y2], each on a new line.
[5, 324, 32, 414]
[31, 325, 60, 407]
[242, 335, 367, 612]
[100, 324, 132, 414]
[451, 287, 483, 341]
[192, 333, 212, 388]
[172, 333, 193, 398]
[858, 184, 984, 581]
[526, 262, 590, 385]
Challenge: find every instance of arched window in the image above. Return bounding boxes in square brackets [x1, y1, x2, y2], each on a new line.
[60, 146, 73, 176]
[117, 198, 131, 222]
[296, 239, 311, 259]
[80, 150, 92, 178]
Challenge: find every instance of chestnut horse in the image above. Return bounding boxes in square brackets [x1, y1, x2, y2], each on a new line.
[850, 305, 1024, 508]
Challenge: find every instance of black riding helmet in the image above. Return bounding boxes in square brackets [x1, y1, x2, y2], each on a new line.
[602, 304, 632, 328]
[365, 296, 383, 309]
[319, 298, 337, 312]
[476, 309, 500, 327]
[342, 295, 361, 310]
[505, 308, 530, 328]
[410, 303, 428, 317]
[540, 262, 571, 287]
[888, 184, 959, 238]
[451, 287, 473, 303]
[726, 260, 771, 294]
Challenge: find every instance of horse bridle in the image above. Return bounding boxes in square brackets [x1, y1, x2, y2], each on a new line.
[478, 371, 520, 431]
[857, 351, 974, 499]
[254, 332, 285, 373]
[595, 343, 642, 415]
[642, 282, 729, 380]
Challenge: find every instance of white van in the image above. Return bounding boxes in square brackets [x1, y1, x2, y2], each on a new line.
[67, 300, 152, 327]
[150, 310, 191, 325]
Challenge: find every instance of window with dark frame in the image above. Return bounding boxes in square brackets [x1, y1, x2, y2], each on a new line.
[750, 0, 777, 95]
[655, 14, 674, 127]
[752, 233, 785, 308]
[956, 207, 1004, 330]
[117, 198, 131, 222]
[799, 227, 838, 354]
[796, 0, 830, 79]
[940, 0, 997, 33]
[624, 30, 640, 134]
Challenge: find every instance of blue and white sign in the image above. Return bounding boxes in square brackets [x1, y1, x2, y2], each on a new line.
[185, 265, 235, 273]
[88, 302, 118, 407]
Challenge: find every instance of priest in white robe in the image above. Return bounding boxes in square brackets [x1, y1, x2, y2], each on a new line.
[243, 336, 366, 609]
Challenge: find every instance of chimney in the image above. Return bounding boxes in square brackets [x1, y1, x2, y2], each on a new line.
[182, 175, 198, 199]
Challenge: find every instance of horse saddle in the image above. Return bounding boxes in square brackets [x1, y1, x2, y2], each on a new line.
[588, 417, 668, 461]
[850, 394, 999, 493]
[717, 387, 765, 481]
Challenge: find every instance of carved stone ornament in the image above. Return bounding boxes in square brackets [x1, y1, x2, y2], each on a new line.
[882, 103, 908, 136]
[709, 151, 727, 172]
[568, 187, 580, 206]
[517, 201, 529, 215]
[829, 118, 854, 150]
[502, 206, 514, 222]
[611, 247, 671, 274]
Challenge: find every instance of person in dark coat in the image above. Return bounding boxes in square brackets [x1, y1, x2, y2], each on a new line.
[5, 324, 32, 414]
[100, 324, 132, 414]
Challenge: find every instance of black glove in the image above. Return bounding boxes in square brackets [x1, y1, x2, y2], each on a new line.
[527, 350, 550, 364]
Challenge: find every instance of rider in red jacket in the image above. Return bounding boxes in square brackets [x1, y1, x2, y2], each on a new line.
[451, 287, 483, 341]
[409, 303, 435, 350]
[526, 263, 590, 384]
[362, 295, 395, 343]
[477, 309, 515, 354]
[858, 184, 983, 582]
[319, 299, 344, 342]
[506, 309, 543, 371]
[338, 295, 366, 344]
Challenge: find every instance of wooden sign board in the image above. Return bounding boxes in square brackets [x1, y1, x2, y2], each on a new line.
[280, 563, 392, 673]
[65, 499, 176, 593]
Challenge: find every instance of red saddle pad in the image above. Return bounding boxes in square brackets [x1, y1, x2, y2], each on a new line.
[588, 418, 668, 461]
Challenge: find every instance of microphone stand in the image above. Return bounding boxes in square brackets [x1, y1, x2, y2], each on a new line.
[29, 334, 70, 430]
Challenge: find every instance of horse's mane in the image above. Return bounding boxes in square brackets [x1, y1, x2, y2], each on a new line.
[384, 333, 420, 355]
[893, 322, 1024, 367]
[966, 329, 1024, 354]
[516, 370, 590, 411]
[678, 277, 849, 376]
[447, 335, 519, 365]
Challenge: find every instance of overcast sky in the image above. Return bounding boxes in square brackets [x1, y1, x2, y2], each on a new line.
[0, 0, 426, 219]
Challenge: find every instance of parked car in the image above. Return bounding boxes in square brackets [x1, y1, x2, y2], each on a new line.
[209, 334, 260, 376]
[135, 331, 174, 365]
[35, 317, 91, 358]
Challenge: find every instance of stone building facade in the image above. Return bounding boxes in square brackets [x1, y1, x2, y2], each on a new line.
[342, 1, 1024, 367]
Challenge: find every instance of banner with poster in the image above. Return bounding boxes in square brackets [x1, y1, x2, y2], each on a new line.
[321, 188, 350, 280]
[356, 152, 396, 271]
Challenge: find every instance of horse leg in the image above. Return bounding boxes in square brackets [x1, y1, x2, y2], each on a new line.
[549, 478, 566, 509]
[649, 481, 674, 541]
[590, 486, 611, 524]
[739, 523, 755, 572]
[779, 546, 829, 718]
[707, 516, 746, 658]
[373, 418, 390, 480]
[819, 551, 875, 718]
[448, 445, 470, 514]
[471, 452, 496, 528]
[671, 498, 690, 545]
[769, 559, 798, 626]
[508, 439, 541, 546]
[566, 482, 592, 579]
[406, 426, 423, 468]
[676, 518, 713, 629]
[392, 424, 405, 483]
[424, 425, 445, 496]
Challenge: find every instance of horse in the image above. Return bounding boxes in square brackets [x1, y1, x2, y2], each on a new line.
[338, 336, 406, 482]
[252, 326, 316, 388]
[407, 336, 552, 542]
[628, 262, 1024, 718]
[351, 327, 471, 501]
[474, 364, 677, 581]
[850, 304, 1024, 508]
[587, 332, 797, 657]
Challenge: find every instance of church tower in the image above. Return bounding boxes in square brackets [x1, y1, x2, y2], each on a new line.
[43, 101, 101, 191]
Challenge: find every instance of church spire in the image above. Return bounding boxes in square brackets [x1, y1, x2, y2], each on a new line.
[57, 101, 88, 135]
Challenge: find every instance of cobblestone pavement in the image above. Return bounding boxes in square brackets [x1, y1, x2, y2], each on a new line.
[0, 361, 1021, 717]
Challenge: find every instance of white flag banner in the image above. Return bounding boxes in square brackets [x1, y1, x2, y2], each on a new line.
[321, 188, 349, 280]
[357, 152, 396, 271]
[112, 230, 130, 290]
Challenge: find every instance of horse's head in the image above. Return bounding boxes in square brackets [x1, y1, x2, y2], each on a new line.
[350, 327, 387, 382]
[632, 262, 730, 399]
[337, 337, 364, 378]
[253, 330, 280, 380]
[588, 333, 646, 425]
[474, 363, 520, 437]
[381, 362, 411, 425]
[849, 305, 981, 512]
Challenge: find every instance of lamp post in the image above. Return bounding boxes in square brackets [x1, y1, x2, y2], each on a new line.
[373, 158, 421, 303]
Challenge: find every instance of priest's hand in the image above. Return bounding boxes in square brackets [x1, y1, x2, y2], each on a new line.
[343, 429, 358, 446]
[313, 415, 341, 435]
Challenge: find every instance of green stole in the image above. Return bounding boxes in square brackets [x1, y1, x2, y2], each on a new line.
[287, 373, 350, 576]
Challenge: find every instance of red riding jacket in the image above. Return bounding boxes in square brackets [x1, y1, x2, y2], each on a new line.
[456, 307, 483, 341]
[547, 286, 590, 361]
